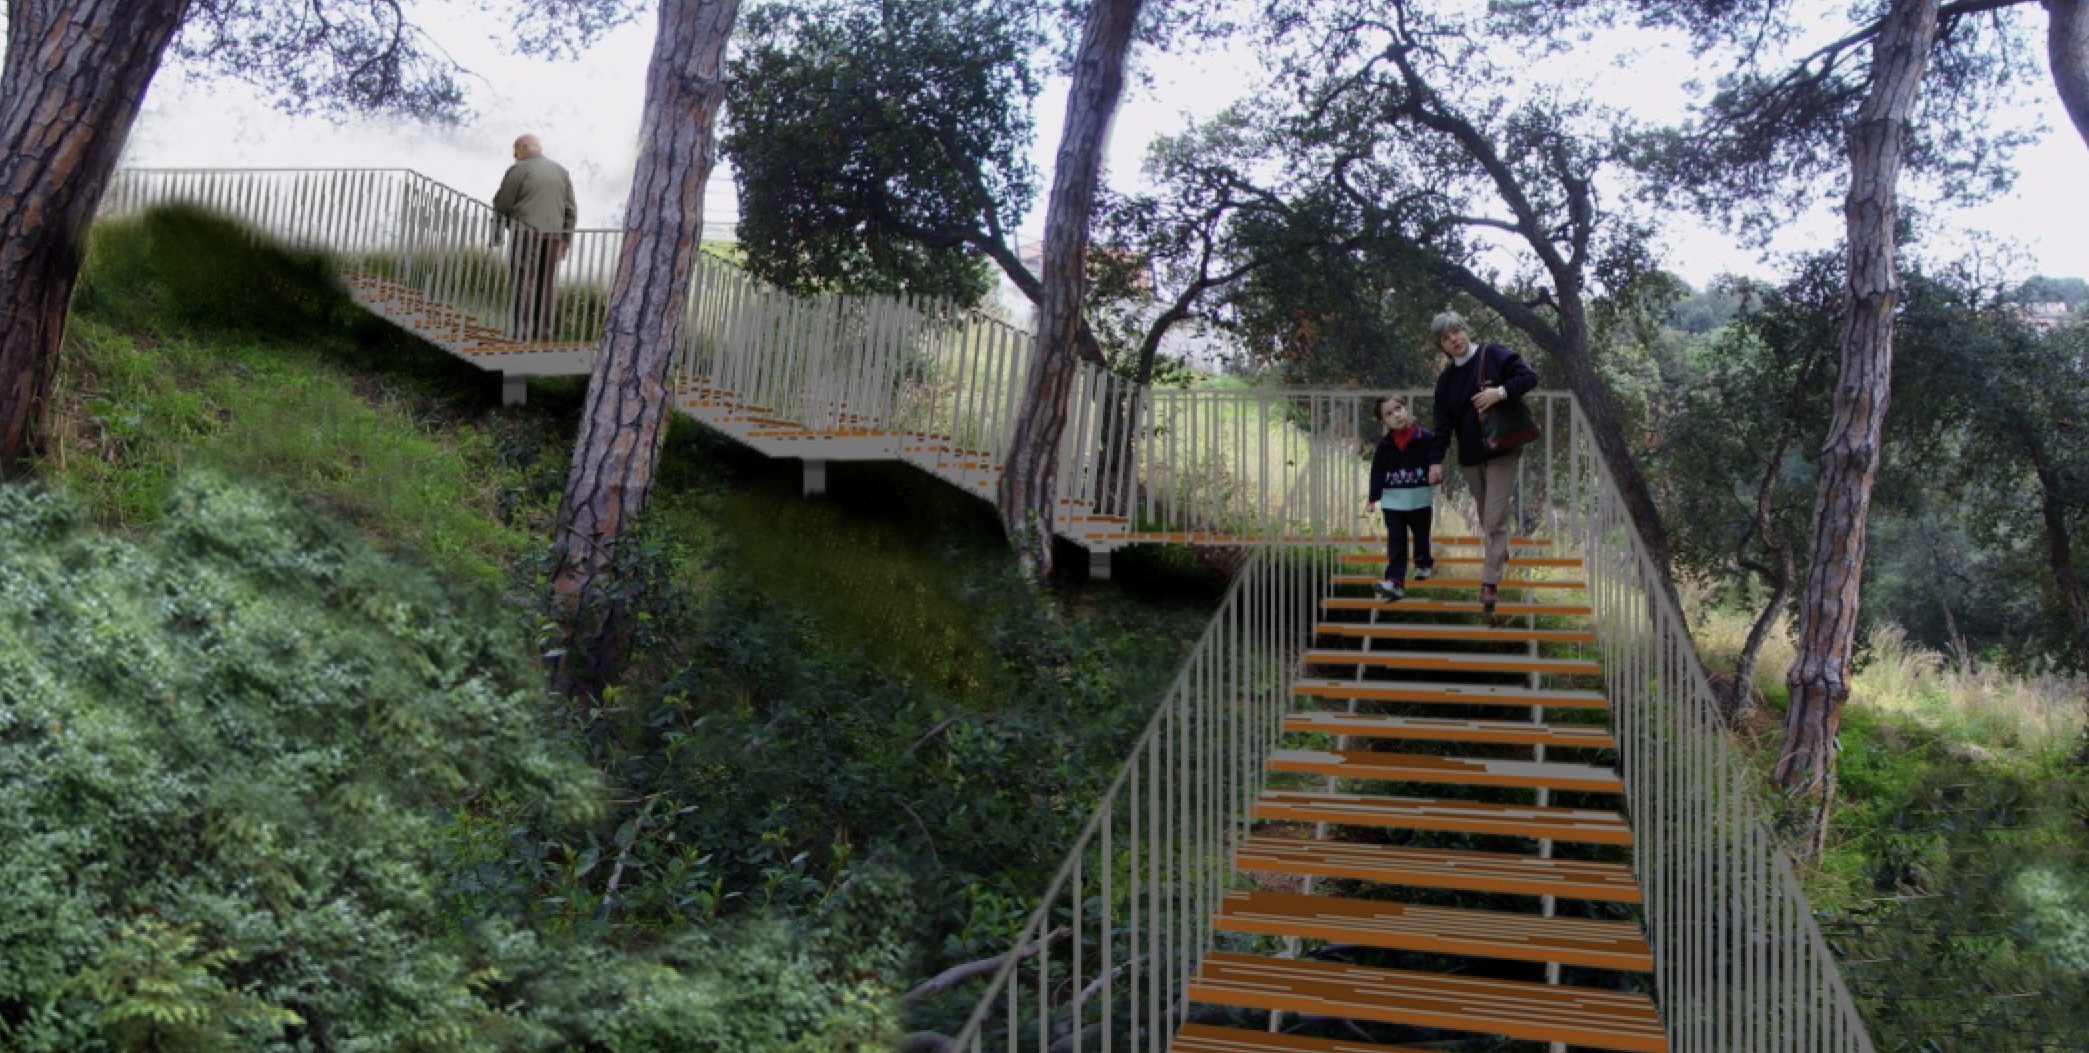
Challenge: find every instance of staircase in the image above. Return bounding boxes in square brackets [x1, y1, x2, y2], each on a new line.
[1177, 542, 1666, 1051]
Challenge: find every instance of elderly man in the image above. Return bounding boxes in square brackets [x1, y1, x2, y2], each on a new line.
[491, 134, 577, 342]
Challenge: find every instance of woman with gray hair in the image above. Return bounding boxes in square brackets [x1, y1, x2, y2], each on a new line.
[1424, 311, 1538, 618]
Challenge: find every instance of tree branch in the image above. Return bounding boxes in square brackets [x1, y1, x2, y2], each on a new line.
[902, 926, 1072, 1008]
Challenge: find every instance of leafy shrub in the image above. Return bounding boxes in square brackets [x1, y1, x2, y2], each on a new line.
[0, 475, 593, 1051]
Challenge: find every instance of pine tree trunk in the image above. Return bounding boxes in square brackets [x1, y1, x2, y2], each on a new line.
[2050, 0, 2089, 152]
[0, 0, 192, 473]
[995, 0, 1145, 578]
[2028, 439, 2089, 636]
[550, 0, 741, 696]
[1776, 0, 1940, 858]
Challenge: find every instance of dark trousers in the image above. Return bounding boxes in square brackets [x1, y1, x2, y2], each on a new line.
[1381, 505, 1434, 584]
[508, 233, 562, 341]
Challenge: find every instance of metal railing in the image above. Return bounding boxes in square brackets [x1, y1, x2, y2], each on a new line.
[1572, 402, 1877, 1053]
[935, 544, 1340, 1052]
[938, 402, 1874, 1051]
[98, 168, 1582, 546]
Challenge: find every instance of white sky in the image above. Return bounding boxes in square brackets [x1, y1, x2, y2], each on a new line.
[117, 0, 2089, 290]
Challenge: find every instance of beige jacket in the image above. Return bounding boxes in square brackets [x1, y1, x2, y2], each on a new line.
[492, 153, 577, 242]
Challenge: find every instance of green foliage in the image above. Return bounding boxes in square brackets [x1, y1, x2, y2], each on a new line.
[57, 208, 537, 587]
[22, 202, 1227, 1049]
[59, 920, 303, 1053]
[479, 439, 1219, 1038]
[1811, 706, 2089, 1051]
[721, 0, 1041, 302]
[2014, 275, 2089, 308]
[1650, 255, 1838, 584]
[0, 476, 595, 1051]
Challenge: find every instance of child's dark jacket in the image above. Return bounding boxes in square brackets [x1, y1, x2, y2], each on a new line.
[1368, 426, 1436, 506]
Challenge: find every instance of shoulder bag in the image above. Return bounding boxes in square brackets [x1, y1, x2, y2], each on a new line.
[1478, 346, 1541, 453]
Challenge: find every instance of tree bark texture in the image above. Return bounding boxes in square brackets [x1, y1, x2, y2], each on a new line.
[1776, 0, 1940, 858]
[995, 0, 1145, 577]
[2027, 439, 2089, 636]
[2049, 0, 2089, 151]
[551, 0, 741, 695]
[0, 0, 193, 472]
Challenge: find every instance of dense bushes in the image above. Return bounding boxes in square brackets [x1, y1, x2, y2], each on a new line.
[0, 477, 947, 1051]
[4, 208, 1224, 1048]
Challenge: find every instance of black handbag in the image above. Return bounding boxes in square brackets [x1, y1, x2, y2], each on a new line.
[1477, 348, 1540, 452]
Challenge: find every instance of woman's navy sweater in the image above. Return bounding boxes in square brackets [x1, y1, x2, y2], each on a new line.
[1429, 342, 1539, 466]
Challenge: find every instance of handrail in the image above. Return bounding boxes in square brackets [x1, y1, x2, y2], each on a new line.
[939, 545, 1338, 1051]
[938, 399, 1875, 1050]
[1573, 402, 1876, 1053]
[98, 167, 1574, 547]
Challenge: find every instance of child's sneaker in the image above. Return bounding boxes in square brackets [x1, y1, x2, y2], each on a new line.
[1413, 564, 1433, 581]
[1374, 579, 1404, 602]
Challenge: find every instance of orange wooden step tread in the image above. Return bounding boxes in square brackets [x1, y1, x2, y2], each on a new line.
[1172, 1024, 1436, 1053]
[1254, 790, 1633, 845]
[1238, 834, 1642, 902]
[1291, 680, 1607, 709]
[1323, 598, 1592, 617]
[1303, 650, 1601, 676]
[1315, 622, 1596, 644]
[1214, 889, 1652, 970]
[1333, 574, 1587, 591]
[1188, 952, 1668, 1052]
[1284, 711, 1616, 749]
[1339, 553, 1583, 568]
[1269, 749, 1623, 793]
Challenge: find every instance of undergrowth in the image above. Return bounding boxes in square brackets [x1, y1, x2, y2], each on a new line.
[1689, 596, 2089, 1051]
[3, 205, 1230, 1049]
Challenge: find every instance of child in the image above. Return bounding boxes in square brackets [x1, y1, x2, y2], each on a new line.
[1366, 395, 1435, 601]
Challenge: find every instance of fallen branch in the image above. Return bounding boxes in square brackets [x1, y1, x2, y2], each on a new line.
[903, 926, 1073, 1008]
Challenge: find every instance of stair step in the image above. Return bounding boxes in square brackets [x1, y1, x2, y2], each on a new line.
[1315, 622, 1595, 644]
[1333, 574, 1587, 590]
[1269, 750, 1623, 793]
[1323, 597, 1592, 616]
[1339, 554, 1583, 568]
[1214, 890, 1652, 971]
[1285, 711, 1615, 748]
[1188, 953, 1668, 1053]
[1303, 650, 1601, 676]
[1172, 1024, 1436, 1053]
[1238, 834, 1641, 902]
[1392, 535, 1554, 547]
[1292, 680, 1607, 709]
[1254, 790, 1632, 844]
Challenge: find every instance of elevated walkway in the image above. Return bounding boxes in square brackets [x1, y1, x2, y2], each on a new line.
[100, 167, 1877, 1052]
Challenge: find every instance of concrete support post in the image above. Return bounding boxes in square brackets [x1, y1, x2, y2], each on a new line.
[501, 374, 528, 407]
[803, 458, 827, 497]
[1089, 548, 1112, 581]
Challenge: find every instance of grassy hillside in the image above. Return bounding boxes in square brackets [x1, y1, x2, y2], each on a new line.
[1692, 602, 2089, 1051]
[0, 206, 1226, 1050]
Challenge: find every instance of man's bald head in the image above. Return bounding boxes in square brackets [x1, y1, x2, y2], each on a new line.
[512, 135, 543, 161]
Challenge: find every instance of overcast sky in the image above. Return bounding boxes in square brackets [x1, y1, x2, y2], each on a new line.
[117, 1, 2089, 290]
